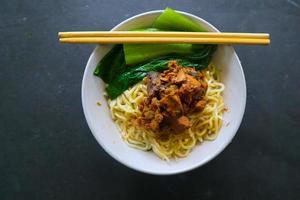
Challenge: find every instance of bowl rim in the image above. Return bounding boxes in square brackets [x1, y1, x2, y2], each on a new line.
[81, 10, 247, 175]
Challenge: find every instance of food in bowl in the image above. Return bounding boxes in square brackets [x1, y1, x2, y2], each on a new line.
[93, 8, 226, 160]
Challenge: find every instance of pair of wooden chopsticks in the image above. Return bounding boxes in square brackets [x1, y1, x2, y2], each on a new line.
[58, 31, 270, 45]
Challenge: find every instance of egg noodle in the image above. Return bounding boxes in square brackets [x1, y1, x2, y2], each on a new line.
[108, 64, 225, 160]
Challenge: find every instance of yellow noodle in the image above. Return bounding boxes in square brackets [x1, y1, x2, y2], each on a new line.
[108, 64, 225, 160]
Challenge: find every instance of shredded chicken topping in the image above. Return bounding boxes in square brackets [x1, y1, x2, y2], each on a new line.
[137, 61, 208, 133]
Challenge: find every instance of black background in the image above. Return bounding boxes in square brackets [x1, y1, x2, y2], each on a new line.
[1, 0, 300, 199]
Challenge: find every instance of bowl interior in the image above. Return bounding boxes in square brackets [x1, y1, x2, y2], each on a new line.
[82, 11, 246, 175]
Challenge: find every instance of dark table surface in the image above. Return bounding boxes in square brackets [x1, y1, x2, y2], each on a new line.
[1, 0, 300, 199]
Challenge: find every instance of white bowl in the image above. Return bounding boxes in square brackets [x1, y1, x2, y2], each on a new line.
[82, 10, 246, 175]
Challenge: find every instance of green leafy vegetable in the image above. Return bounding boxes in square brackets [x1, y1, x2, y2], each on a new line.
[152, 7, 207, 32]
[124, 44, 205, 65]
[123, 8, 207, 65]
[94, 45, 125, 83]
[93, 7, 218, 99]
[106, 45, 216, 99]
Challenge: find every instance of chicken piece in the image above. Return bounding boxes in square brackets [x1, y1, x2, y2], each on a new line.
[192, 86, 206, 101]
[144, 110, 155, 119]
[160, 94, 183, 116]
[160, 75, 169, 82]
[163, 85, 178, 96]
[150, 120, 159, 130]
[149, 113, 164, 130]
[149, 97, 159, 111]
[185, 74, 201, 88]
[200, 80, 208, 90]
[168, 60, 180, 71]
[175, 69, 186, 83]
[171, 116, 191, 132]
[194, 100, 206, 112]
[179, 83, 194, 105]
